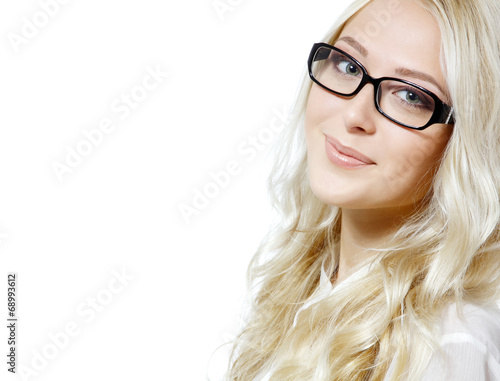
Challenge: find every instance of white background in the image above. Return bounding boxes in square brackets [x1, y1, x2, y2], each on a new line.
[0, 1, 347, 380]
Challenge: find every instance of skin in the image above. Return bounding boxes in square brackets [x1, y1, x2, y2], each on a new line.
[304, 0, 453, 282]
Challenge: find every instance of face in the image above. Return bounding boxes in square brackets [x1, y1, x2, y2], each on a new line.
[305, 0, 453, 214]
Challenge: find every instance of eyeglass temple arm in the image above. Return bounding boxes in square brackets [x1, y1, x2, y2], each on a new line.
[445, 107, 454, 124]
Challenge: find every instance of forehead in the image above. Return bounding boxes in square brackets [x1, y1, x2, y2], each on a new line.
[338, 0, 445, 89]
[342, 0, 441, 45]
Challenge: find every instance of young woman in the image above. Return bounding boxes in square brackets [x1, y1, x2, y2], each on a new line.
[227, 0, 500, 379]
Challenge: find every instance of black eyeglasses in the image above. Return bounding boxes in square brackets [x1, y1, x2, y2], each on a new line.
[307, 42, 455, 130]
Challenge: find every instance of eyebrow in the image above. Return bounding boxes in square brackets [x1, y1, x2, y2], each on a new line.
[394, 67, 447, 100]
[337, 36, 448, 100]
[337, 36, 368, 56]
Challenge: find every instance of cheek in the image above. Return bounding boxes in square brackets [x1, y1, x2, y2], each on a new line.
[305, 85, 341, 132]
[305, 92, 322, 150]
[304, 90, 337, 170]
[382, 128, 451, 198]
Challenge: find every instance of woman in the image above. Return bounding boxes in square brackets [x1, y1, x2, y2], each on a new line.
[227, 0, 500, 379]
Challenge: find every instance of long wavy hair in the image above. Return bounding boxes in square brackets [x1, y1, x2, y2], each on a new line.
[227, 0, 500, 379]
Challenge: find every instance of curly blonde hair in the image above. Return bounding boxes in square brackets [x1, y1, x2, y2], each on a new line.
[227, 0, 500, 379]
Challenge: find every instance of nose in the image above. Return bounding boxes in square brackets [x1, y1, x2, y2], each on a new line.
[342, 82, 378, 134]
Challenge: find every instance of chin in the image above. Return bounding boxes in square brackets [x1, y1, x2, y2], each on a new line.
[308, 176, 362, 209]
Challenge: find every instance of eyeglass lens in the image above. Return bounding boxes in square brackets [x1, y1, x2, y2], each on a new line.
[311, 46, 437, 128]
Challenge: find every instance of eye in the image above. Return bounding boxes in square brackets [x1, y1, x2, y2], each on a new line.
[391, 86, 434, 111]
[396, 89, 422, 104]
[337, 60, 361, 76]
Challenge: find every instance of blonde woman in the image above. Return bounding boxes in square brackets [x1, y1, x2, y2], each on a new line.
[226, 0, 500, 379]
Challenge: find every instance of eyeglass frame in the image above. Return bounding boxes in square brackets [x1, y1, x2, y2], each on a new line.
[307, 42, 455, 130]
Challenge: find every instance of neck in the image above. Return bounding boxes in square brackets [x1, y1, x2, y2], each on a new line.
[335, 204, 418, 283]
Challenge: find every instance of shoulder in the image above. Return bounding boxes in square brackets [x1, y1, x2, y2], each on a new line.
[438, 302, 500, 351]
[421, 302, 500, 381]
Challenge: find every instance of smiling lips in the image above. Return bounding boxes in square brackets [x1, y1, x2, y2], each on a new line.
[325, 135, 376, 169]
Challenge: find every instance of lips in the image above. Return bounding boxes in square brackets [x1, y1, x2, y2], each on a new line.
[324, 135, 375, 168]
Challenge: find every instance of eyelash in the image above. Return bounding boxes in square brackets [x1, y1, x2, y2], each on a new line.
[391, 87, 433, 110]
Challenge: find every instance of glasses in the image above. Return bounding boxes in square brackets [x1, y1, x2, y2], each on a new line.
[307, 43, 455, 130]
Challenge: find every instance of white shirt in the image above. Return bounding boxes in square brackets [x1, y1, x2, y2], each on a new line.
[209, 261, 500, 380]
[416, 302, 500, 380]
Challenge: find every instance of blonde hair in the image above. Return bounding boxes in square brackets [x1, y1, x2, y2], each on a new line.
[227, 0, 500, 379]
